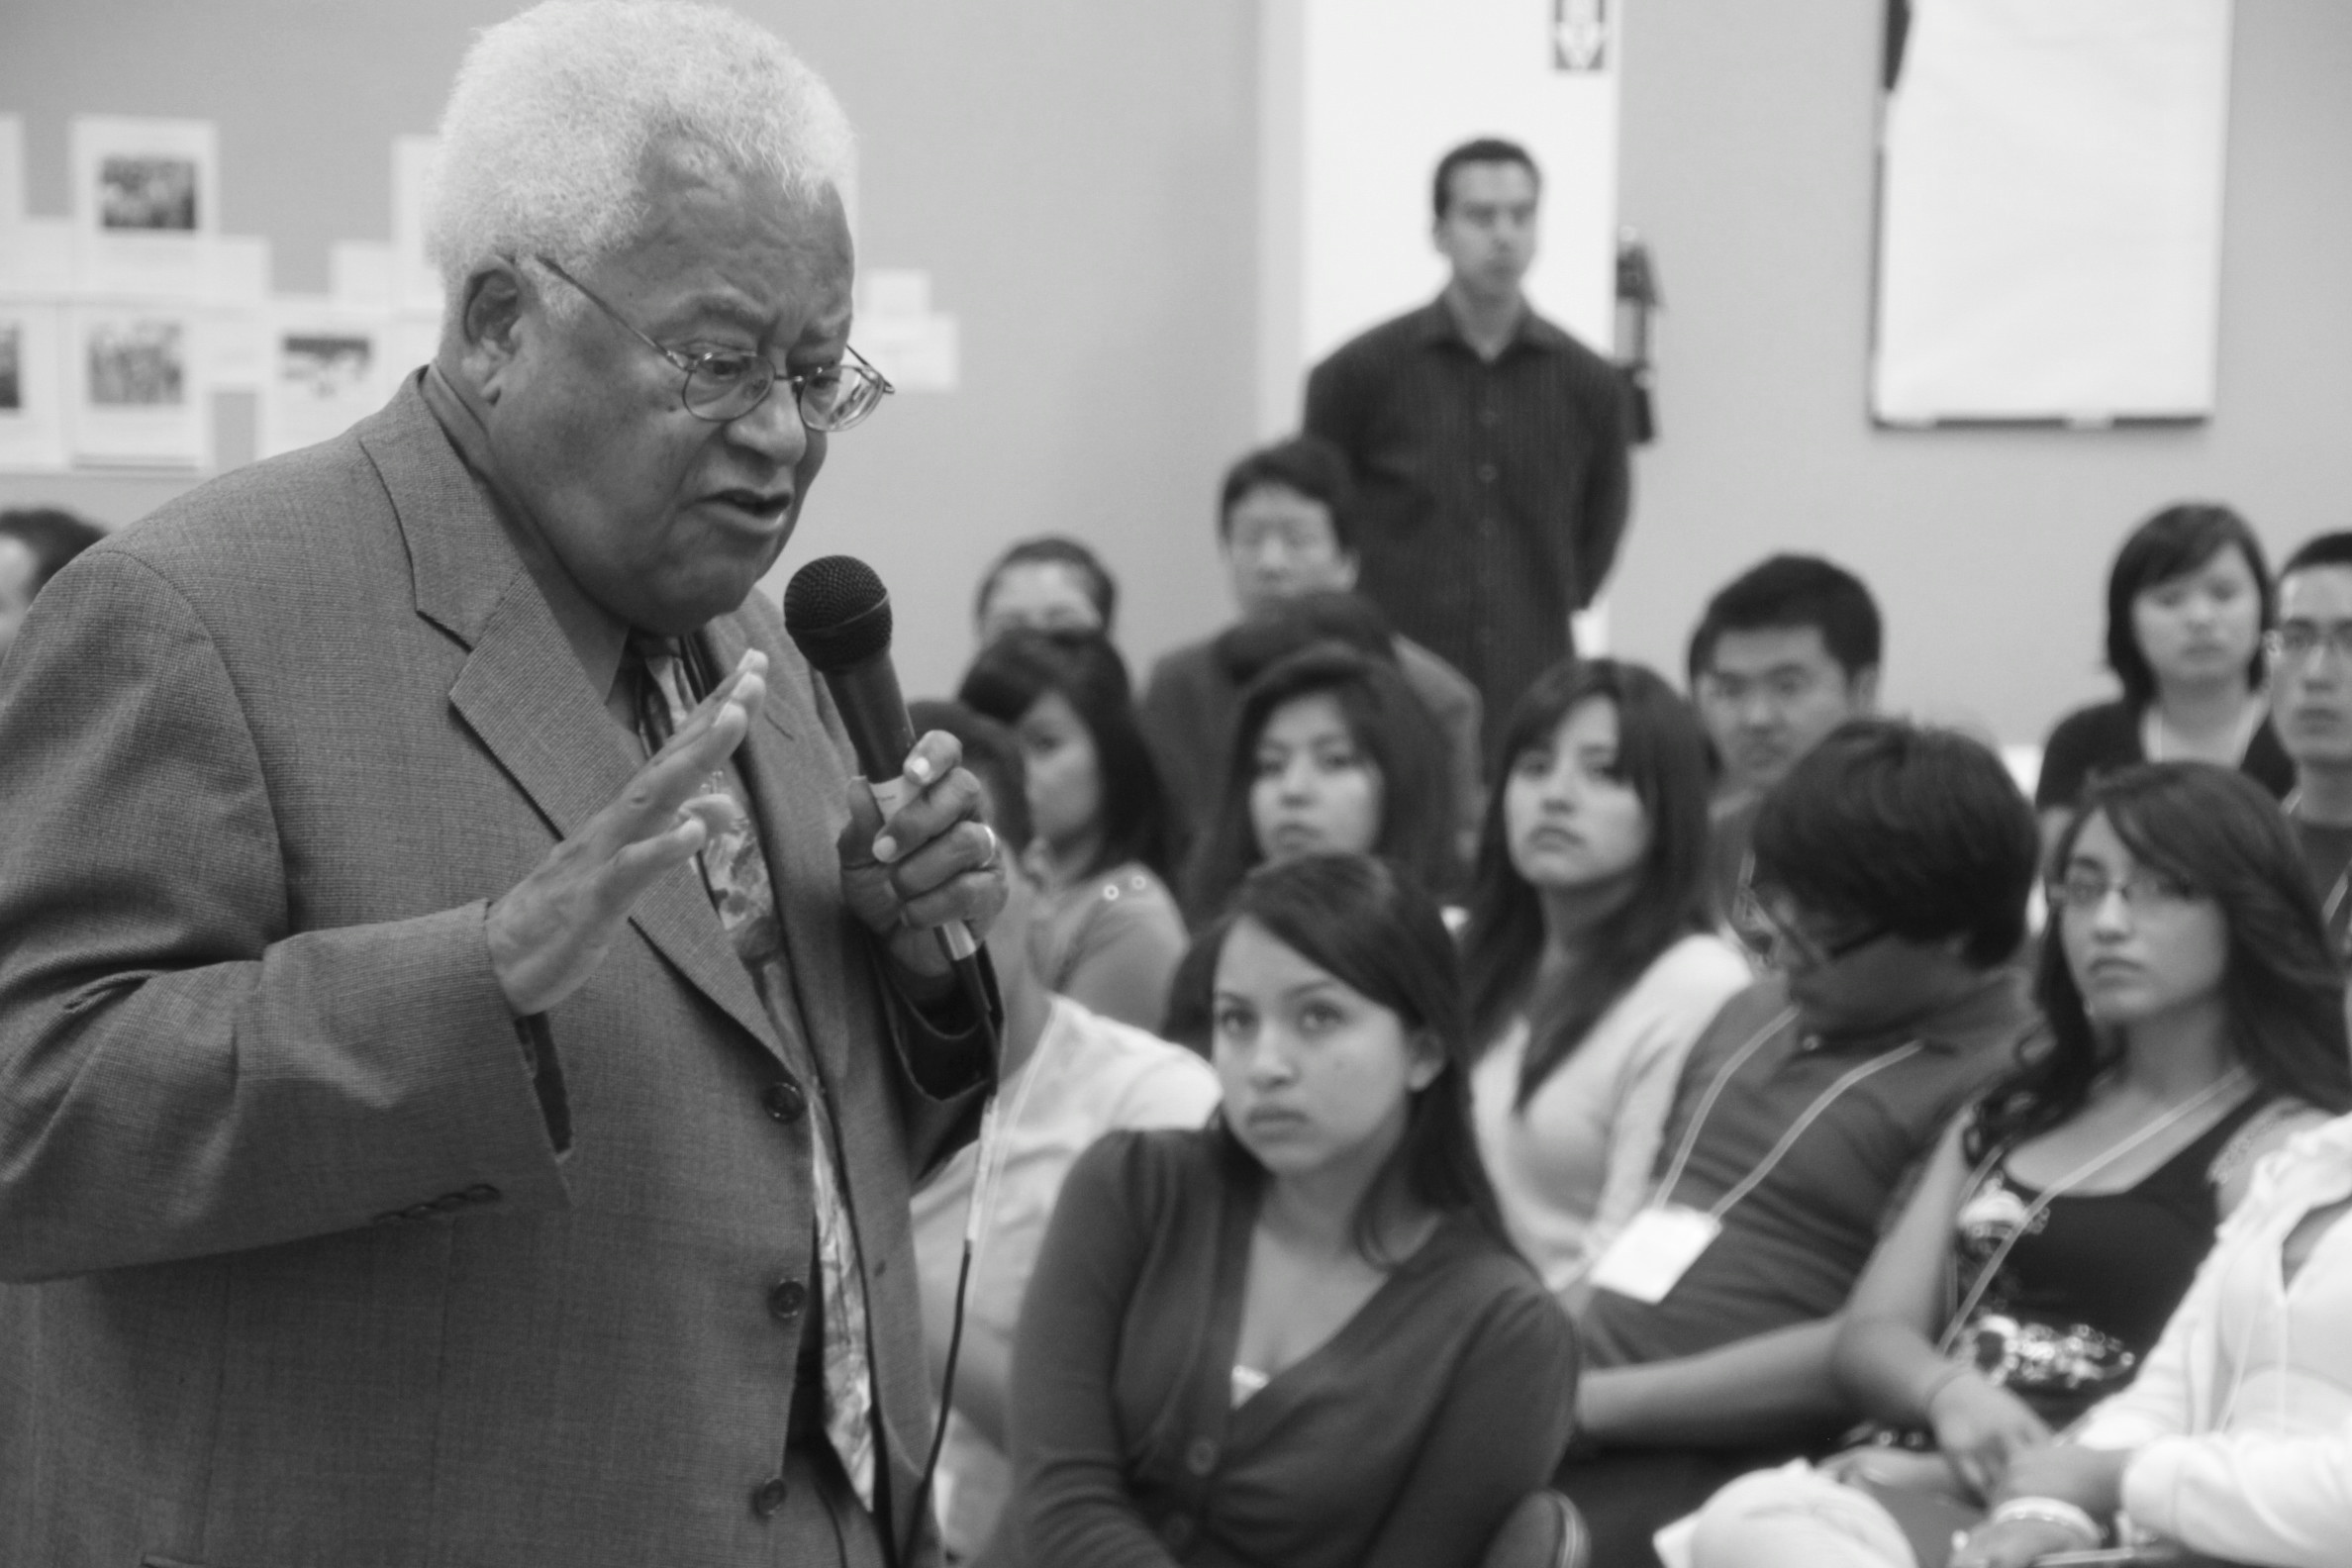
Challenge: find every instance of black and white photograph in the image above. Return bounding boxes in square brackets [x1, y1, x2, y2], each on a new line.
[66, 115, 218, 300]
[277, 333, 371, 399]
[96, 153, 199, 231]
[85, 319, 184, 406]
[4, 4, 2352, 1568]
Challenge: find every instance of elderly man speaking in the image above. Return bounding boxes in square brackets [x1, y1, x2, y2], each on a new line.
[0, 5, 1006, 1565]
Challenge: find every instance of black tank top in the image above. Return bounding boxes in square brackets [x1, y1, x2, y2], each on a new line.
[1946, 1093, 2282, 1428]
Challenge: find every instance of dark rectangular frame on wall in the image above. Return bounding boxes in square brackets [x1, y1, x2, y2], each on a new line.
[1865, 0, 2234, 431]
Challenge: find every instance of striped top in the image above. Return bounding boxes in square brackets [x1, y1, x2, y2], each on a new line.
[1305, 295, 1631, 750]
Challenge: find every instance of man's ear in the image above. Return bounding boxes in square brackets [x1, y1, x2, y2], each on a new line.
[1334, 549, 1360, 592]
[454, 261, 530, 401]
[1850, 665, 1882, 715]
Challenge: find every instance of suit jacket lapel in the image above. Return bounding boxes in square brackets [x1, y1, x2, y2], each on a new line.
[356, 378, 785, 1064]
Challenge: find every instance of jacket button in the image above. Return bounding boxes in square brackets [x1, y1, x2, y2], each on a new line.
[750, 1476, 790, 1518]
[763, 1080, 808, 1123]
[1160, 1513, 1194, 1549]
[769, 1279, 808, 1320]
[1186, 1436, 1219, 1476]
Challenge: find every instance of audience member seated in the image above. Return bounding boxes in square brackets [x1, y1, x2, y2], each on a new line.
[959, 630, 1186, 1030]
[2036, 503, 2291, 857]
[2266, 532, 2352, 958]
[1686, 762, 2348, 1568]
[1138, 436, 1484, 862]
[974, 535, 1118, 647]
[1936, 1111, 2352, 1568]
[1686, 554, 1881, 963]
[1556, 720, 2042, 1567]
[1466, 658, 1752, 1302]
[0, 507, 107, 671]
[905, 700, 1223, 1563]
[1180, 641, 1459, 927]
[994, 853, 1578, 1567]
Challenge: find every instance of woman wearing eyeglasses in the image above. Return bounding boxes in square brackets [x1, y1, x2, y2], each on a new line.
[1687, 762, 2350, 1568]
[1464, 659, 1751, 1306]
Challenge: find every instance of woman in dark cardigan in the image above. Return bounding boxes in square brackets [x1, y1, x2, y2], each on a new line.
[994, 853, 1577, 1567]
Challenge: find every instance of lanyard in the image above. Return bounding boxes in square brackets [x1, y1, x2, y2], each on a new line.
[1652, 1007, 1925, 1224]
[2284, 790, 2352, 949]
[1936, 1067, 2252, 1356]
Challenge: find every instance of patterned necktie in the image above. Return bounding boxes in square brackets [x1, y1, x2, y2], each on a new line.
[627, 635, 878, 1510]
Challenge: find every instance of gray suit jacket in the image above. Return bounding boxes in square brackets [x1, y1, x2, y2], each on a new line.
[0, 378, 985, 1566]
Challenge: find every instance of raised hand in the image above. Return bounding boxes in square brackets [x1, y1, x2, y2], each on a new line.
[485, 651, 766, 1017]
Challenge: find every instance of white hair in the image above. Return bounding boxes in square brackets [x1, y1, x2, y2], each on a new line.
[427, 0, 853, 313]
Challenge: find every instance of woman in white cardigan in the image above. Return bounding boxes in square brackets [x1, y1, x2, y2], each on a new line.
[1943, 1111, 2352, 1568]
[1464, 659, 1751, 1301]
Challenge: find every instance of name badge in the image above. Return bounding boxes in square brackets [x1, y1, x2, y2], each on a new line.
[1588, 1205, 1721, 1305]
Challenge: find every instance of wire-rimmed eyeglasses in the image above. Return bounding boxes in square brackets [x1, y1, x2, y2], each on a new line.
[532, 254, 893, 431]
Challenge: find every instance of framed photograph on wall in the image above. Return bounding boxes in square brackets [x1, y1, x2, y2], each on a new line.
[0, 303, 69, 471]
[67, 303, 207, 467]
[70, 115, 220, 301]
[258, 303, 389, 459]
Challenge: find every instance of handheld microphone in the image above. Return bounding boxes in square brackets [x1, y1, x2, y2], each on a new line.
[782, 554, 980, 966]
[785, 553, 997, 1555]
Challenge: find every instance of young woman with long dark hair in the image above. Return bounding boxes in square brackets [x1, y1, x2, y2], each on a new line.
[1689, 762, 2352, 1568]
[1179, 642, 1457, 927]
[2036, 503, 2291, 856]
[1466, 658, 1751, 1299]
[959, 629, 1184, 1030]
[999, 853, 1576, 1568]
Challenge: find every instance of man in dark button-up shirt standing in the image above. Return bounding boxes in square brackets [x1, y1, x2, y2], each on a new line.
[1306, 136, 1631, 757]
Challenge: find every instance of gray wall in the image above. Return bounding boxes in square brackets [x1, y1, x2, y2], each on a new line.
[0, 0, 1258, 701]
[8, 0, 2352, 738]
[1606, 0, 2352, 742]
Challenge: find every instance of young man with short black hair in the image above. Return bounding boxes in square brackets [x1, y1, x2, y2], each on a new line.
[1686, 554, 1883, 959]
[1559, 719, 2040, 1566]
[1137, 435, 1484, 863]
[2268, 532, 2352, 956]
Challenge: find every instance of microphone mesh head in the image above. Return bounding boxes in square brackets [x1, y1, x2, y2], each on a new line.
[783, 554, 894, 671]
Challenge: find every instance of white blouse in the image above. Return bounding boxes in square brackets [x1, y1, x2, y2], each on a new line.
[2076, 1114, 2352, 1567]
[1471, 932, 1751, 1300]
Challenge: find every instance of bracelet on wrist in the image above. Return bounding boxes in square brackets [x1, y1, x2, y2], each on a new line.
[1990, 1496, 2106, 1549]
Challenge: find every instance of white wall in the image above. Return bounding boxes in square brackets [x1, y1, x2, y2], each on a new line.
[1258, 0, 1622, 434]
[1604, 0, 2352, 743]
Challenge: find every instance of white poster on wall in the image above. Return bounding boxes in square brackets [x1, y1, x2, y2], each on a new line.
[392, 135, 443, 314]
[1296, 0, 1621, 365]
[258, 303, 390, 459]
[67, 303, 207, 467]
[0, 115, 25, 230]
[0, 303, 69, 471]
[69, 116, 221, 301]
[1870, 0, 2233, 424]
